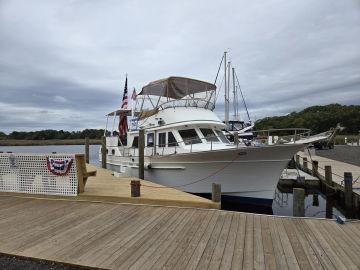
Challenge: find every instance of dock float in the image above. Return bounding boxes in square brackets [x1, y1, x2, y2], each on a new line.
[0, 196, 359, 269]
[78, 164, 219, 209]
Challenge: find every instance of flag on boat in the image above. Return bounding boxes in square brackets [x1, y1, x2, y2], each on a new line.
[131, 88, 137, 100]
[118, 76, 128, 136]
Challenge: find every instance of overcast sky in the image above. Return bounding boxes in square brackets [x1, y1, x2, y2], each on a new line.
[1, 0, 359, 133]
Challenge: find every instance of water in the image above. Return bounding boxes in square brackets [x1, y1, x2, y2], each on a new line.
[0, 144, 344, 218]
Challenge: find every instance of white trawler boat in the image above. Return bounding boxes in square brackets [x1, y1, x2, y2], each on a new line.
[101, 76, 329, 205]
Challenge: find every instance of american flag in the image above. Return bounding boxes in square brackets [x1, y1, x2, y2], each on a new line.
[118, 76, 128, 136]
[131, 88, 137, 100]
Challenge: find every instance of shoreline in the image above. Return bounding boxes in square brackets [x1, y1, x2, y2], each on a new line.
[0, 139, 101, 146]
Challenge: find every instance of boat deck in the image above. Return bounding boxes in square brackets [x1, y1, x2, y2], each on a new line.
[0, 196, 359, 269]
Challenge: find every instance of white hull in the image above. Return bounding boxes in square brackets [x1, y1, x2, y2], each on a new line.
[105, 144, 304, 202]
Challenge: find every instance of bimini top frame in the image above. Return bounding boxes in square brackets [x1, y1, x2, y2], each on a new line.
[136, 76, 217, 113]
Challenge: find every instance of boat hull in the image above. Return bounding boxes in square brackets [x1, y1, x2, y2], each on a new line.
[106, 144, 304, 202]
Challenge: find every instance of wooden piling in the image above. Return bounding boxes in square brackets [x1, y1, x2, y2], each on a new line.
[324, 165, 332, 194]
[344, 172, 353, 209]
[293, 188, 305, 217]
[85, 137, 90, 164]
[212, 183, 221, 203]
[303, 157, 308, 171]
[131, 180, 141, 197]
[312, 160, 318, 177]
[234, 132, 239, 146]
[138, 129, 145, 180]
[312, 194, 319, 206]
[101, 136, 106, 169]
[295, 154, 300, 166]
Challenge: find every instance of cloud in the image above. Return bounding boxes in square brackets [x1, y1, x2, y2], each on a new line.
[0, 0, 359, 132]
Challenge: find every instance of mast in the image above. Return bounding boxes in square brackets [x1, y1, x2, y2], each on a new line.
[227, 61, 231, 123]
[224, 51, 229, 127]
[232, 67, 237, 120]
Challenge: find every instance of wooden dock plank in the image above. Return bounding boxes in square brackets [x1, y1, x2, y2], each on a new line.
[129, 208, 192, 270]
[231, 213, 247, 270]
[0, 196, 358, 270]
[259, 215, 277, 270]
[208, 212, 233, 270]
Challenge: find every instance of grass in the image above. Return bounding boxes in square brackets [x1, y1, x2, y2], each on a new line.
[334, 135, 359, 145]
[0, 139, 101, 146]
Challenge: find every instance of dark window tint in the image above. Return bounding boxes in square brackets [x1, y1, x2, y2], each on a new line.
[147, 133, 154, 147]
[132, 136, 138, 148]
[168, 132, 178, 146]
[158, 132, 166, 147]
[178, 129, 201, 145]
[200, 128, 219, 142]
[215, 130, 229, 143]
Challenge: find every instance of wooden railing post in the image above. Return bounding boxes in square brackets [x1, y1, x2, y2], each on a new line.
[75, 154, 86, 193]
[293, 188, 305, 217]
[139, 129, 145, 180]
[101, 136, 106, 169]
[344, 172, 353, 209]
[85, 137, 90, 164]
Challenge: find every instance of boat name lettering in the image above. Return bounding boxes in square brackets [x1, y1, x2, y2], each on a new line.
[238, 151, 247, 156]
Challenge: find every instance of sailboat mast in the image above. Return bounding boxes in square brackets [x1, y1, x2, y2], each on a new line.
[224, 51, 229, 127]
[232, 67, 237, 120]
[227, 61, 231, 122]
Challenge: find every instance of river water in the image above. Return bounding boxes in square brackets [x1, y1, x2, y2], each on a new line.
[0, 144, 344, 218]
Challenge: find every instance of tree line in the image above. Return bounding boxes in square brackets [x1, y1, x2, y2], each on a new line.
[0, 129, 104, 140]
[254, 104, 360, 134]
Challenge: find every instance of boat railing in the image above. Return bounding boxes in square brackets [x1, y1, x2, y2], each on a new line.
[117, 128, 315, 157]
[251, 128, 311, 143]
[154, 98, 215, 111]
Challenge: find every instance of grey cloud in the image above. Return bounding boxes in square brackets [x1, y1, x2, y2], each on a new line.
[0, 0, 359, 132]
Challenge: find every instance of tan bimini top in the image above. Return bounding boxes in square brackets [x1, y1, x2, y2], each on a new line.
[139, 76, 216, 99]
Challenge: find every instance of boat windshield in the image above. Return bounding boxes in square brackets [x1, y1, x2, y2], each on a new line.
[178, 129, 202, 145]
[200, 128, 219, 142]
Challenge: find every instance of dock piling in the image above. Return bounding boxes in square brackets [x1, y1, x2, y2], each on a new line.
[139, 129, 145, 180]
[312, 160, 318, 177]
[303, 157, 308, 171]
[344, 172, 353, 209]
[131, 180, 141, 197]
[85, 137, 90, 164]
[234, 132, 239, 146]
[101, 136, 106, 169]
[295, 154, 300, 166]
[293, 188, 305, 217]
[324, 165, 333, 194]
[212, 183, 221, 203]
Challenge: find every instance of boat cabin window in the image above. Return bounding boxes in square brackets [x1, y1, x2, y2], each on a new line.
[168, 132, 178, 147]
[132, 136, 138, 148]
[200, 128, 219, 142]
[158, 132, 166, 147]
[147, 133, 154, 147]
[178, 129, 202, 145]
[215, 130, 229, 143]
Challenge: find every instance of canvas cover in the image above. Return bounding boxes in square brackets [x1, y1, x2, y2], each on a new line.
[139, 77, 216, 99]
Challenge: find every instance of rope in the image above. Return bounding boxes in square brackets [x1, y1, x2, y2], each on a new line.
[139, 154, 239, 189]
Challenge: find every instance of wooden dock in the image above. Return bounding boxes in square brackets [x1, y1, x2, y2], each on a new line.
[0, 195, 359, 269]
[78, 164, 219, 209]
[0, 163, 218, 209]
[297, 151, 360, 196]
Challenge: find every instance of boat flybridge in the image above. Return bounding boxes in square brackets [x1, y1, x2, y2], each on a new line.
[102, 76, 329, 204]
